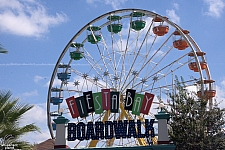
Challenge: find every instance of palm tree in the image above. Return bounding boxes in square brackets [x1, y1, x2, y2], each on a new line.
[0, 90, 40, 149]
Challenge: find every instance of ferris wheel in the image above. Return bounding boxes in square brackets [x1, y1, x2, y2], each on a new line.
[47, 9, 216, 148]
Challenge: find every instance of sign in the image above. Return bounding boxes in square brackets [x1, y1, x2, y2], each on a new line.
[141, 93, 154, 115]
[102, 89, 111, 110]
[67, 119, 155, 141]
[66, 96, 80, 118]
[66, 89, 154, 118]
[65, 89, 155, 141]
[124, 89, 136, 110]
[92, 92, 103, 114]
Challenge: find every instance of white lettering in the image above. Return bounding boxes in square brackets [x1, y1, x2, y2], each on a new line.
[79, 100, 84, 114]
[144, 95, 153, 110]
[111, 94, 118, 109]
[94, 95, 101, 110]
[133, 97, 141, 111]
[69, 100, 75, 114]
[126, 92, 133, 107]
[86, 94, 92, 109]
[104, 92, 109, 107]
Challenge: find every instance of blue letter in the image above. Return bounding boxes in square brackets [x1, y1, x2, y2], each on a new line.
[113, 120, 128, 139]
[127, 120, 137, 138]
[67, 123, 76, 141]
[86, 122, 96, 140]
[95, 121, 105, 139]
[77, 122, 86, 141]
[145, 119, 155, 137]
[137, 120, 145, 138]
[105, 121, 113, 139]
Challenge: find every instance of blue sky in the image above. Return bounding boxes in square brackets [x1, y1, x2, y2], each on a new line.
[1, 0, 225, 146]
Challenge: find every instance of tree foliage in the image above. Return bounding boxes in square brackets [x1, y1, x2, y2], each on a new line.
[168, 78, 225, 150]
[0, 90, 40, 149]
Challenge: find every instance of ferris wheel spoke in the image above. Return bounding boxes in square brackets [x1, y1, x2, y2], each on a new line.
[70, 68, 106, 90]
[143, 46, 174, 79]
[132, 41, 173, 86]
[82, 47, 104, 71]
[88, 27, 114, 80]
[143, 78, 198, 94]
[118, 15, 133, 90]
[83, 50, 106, 77]
[107, 24, 123, 78]
[121, 32, 174, 92]
[129, 53, 191, 92]
[120, 19, 154, 90]
[81, 47, 117, 87]
[141, 32, 174, 72]
[95, 44, 117, 88]
[99, 32, 116, 72]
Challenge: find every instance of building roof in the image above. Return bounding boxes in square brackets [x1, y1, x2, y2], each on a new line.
[33, 139, 55, 150]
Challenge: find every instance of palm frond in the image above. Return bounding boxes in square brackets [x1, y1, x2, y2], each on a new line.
[0, 90, 40, 148]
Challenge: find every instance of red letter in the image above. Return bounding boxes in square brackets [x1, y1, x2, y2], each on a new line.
[101, 89, 110, 110]
[66, 96, 80, 118]
[140, 93, 154, 115]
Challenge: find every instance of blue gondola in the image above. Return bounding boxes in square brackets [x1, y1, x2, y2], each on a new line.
[50, 97, 63, 105]
[50, 112, 62, 117]
[51, 87, 63, 92]
[57, 72, 71, 81]
[58, 64, 71, 68]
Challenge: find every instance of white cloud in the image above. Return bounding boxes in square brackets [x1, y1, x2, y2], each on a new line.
[215, 84, 225, 108]
[34, 75, 46, 84]
[23, 130, 51, 144]
[20, 103, 51, 144]
[86, 0, 96, 4]
[0, 0, 68, 37]
[222, 79, 225, 87]
[22, 89, 38, 97]
[86, 0, 127, 9]
[166, 9, 180, 24]
[21, 103, 47, 125]
[173, 3, 179, 10]
[45, 78, 61, 87]
[104, 0, 128, 9]
[204, 0, 225, 18]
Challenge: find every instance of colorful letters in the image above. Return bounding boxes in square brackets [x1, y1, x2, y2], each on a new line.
[66, 89, 154, 118]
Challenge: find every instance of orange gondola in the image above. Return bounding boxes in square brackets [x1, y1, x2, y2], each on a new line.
[196, 79, 216, 99]
[173, 30, 189, 50]
[188, 51, 206, 57]
[173, 30, 190, 35]
[173, 39, 189, 50]
[188, 51, 207, 72]
[188, 62, 207, 72]
[153, 25, 169, 36]
[153, 16, 168, 22]
[152, 16, 169, 36]
[197, 90, 216, 99]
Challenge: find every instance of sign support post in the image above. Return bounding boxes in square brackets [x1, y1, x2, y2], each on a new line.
[53, 116, 70, 149]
